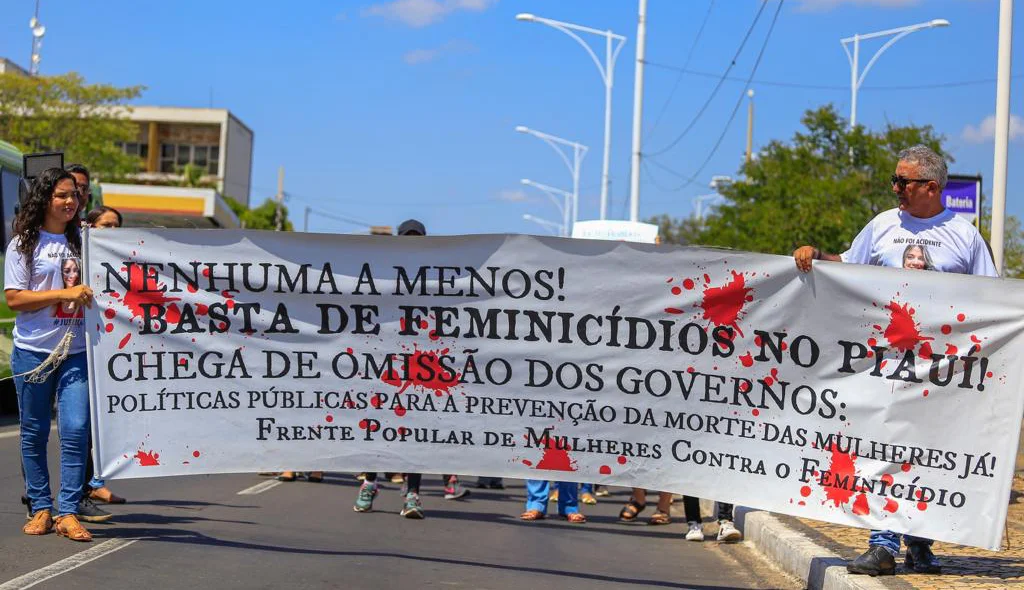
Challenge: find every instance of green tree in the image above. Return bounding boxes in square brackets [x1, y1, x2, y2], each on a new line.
[0, 72, 144, 179]
[648, 213, 703, 246]
[223, 195, 293, 231]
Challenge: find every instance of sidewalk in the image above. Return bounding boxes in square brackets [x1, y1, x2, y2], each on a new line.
[739, 434, 1024, 590]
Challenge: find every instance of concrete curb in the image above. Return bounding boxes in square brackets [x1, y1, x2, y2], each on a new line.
[736, 508, 891, 590]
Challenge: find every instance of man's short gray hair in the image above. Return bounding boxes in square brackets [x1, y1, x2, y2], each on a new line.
[898, 145, 948, 189]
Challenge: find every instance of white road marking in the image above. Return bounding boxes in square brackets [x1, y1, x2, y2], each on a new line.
[0, 538, 139, 590]
[237, 479, 283, 495]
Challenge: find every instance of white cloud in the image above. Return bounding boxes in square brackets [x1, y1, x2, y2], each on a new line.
[962, 114, 1024, 143]
[496, 189, 529, 203]
[402, 40, 474, 65]
[362, 0, 497, 28]
[794, 0, 919, 12]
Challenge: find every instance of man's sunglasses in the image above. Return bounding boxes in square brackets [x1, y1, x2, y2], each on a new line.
[891, 175, 933, 190]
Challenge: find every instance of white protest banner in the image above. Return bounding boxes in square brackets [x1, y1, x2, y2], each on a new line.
[85, 229, 1024, 550]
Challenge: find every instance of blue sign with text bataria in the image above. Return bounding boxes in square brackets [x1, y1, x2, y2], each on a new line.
[943, 176, 981, 221]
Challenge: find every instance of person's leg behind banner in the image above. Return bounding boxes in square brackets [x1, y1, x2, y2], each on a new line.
[580, 482, 597, 505]
[848, 530, 900, 576]
[557, 481, 585, 523]
[716, 501, 741, 543]
[521, 480, 548, 520]
[354, 472, 378, 512]
[443, 474, 469, 500]
[683, 496, 704, 541]
[400, 473, 424, 519]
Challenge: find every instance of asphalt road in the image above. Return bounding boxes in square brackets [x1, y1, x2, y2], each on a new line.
[0, 424, 798, 590]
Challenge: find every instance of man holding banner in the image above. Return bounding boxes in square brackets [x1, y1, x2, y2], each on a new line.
[794, 145, 998, 576]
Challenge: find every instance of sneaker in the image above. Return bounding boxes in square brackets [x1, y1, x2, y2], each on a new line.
[400, 492, 425, 519]
[488, 479, 505, 490]
[717, 519, 742, 543]
[77, 497, 113, 523]
[847, 545, 897, 576]
[353, 482, 378, 512]
[594, 485, 611, 497]
[21, 495, 30, 519]
[444, 477, 470, 500]
[685, 521, 705, 542]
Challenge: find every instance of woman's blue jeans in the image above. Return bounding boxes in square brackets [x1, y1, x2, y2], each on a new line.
[12, 348, 90, 517]
[525, 480, 579, 515]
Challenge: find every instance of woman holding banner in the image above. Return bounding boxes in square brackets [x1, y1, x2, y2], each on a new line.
[4, 168, 94, 542]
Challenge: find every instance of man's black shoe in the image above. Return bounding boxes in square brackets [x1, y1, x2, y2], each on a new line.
[905, 543, 942, 574]
[21, 495, 30, 519]
[847, 545, 896, 576]
[77, 496, 113, 523]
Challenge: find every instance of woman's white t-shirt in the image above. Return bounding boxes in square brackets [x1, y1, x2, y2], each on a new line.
[3, 231, 86, 354]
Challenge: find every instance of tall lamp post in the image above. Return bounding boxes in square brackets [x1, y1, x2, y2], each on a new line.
[841, 19, 949, 128]
[516, 13, 626, 220]
[515, 125, 587, 230]
[521, 178, 572, 237]
[522, 214, 563, 236]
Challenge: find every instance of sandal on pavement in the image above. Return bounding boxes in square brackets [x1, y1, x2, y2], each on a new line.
[520, 509, 546, 521]
[648, 511, 672, 525]
[277, 471, 297, 482]
[89, 486, 126, 504]
[307, 471, 324, 483]
[54, 515, 92, 542]
[564, 512, 587, 524]
[618, 499, 647, 522]
[580, 492, 597, 505]
[23, 509, 52, 535]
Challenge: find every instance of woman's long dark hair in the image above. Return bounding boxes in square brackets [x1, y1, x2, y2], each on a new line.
[86, 206, 123, 228]
[13, 167, 82, 260]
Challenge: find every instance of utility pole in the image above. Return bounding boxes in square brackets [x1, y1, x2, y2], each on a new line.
[991, 0, 1013, 274]
[628, 0, 647, 223]
[745, 89, 755, 164]
[304, 206, 311, 232]
[274, 166, 284, 231]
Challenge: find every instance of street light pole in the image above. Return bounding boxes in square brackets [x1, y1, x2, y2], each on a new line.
[991, 0, 1014, 274]
[841, 19, 950, 128]
[521, 178, 572, 237]
[516, 13, 626, 220]
[522, 214, 563, 236]
[628, 0, 648, 222]
[515, 126, 588, 233]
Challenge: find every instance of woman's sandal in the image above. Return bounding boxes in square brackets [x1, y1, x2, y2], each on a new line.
[564, 512, 587, 524]
[648, 511, 672, 525]
[23, 509, 52, 535]
[520, 509, 546, 521]
[307, 471, 324, 483]
[618, 499, 647, 522]
[54, 515, 92, 542]
[89, 486, 127, 504]
[277, 471, 297, 482]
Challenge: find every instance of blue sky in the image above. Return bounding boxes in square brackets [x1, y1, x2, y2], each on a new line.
[0, 0, 1020, 236]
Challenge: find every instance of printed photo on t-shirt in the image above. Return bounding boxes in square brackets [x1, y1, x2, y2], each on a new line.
[902, 244, 935, 272]
[54, 257, 83, 319]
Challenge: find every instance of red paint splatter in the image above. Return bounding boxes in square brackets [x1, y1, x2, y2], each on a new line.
[987, 371, 994, 378]
[739, 381, 751, 392]
[764, 377, 774, 386]
[945, 344, 958, 355]
[957, 313, 966, 322]
[798, 501, 806, 506]
[358, 419, 369, 430]
[923, 389, 929, 397]
[664, 307, 684, 314]
[346, 347, 354, 354]
[800, 486, 812, 497]
[105, 323, 114, 333]
[852, 493, 870, 516]
[192, 450, 200, 458]
[686, 366, 695, 373]
[880, 474, 894, 486]
[394, 406, 407, 417]
[134, 450, 160, 466]
[370, 394, 384, 409]
[121, 269, 182, 327]
[699, 271, 753, 337]
[901, 463, 912, 472]
[739, 352, 754, 367]
[381, 348, 459, 396]
[883, 302, 932, 351]
[683, 278, 695, 290]
[195, 304, 209, 315]
[617, 455, 627, 465]
[752, 409, 760, 417]
[325, 415, 334, 423]
[917, 502, 928, 511]
[971, 335, 982, 344]
[867, 338, 877, 347]
[118, 333, 132, 349]
[202, 267, 210, 277]
[941, 325, 952, 335]
[187, 284, 198, 293]
[419, 320, 428, 330]
[884, 499, 899, 513]
[822, 446, 857, 507]
[533, 432, 578, 472]
[599, 465, 612, 475]
[919, 341, 933, 359]
[104, 308, 116, 319]
[521, 459, 533, 467]
[671, 286, 682, 295]
[428, 330, 439, 341]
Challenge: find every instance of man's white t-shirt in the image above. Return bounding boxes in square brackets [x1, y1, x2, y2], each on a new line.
[840, 208, 998, 277]
[3, 231, 86, 354]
